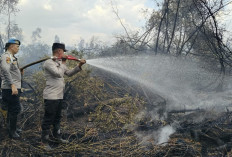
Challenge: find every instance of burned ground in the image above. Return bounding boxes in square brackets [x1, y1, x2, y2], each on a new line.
[0, 67, 232, 156]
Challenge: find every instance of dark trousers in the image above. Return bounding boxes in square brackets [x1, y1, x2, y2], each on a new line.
[2, 89, 21, 115]
[2, 89, 21, 133]
[41, 99, 63, 135]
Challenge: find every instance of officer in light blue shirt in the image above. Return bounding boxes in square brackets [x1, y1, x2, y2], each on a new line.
[0, 38, 22, 138]
[41, 42, 86, 145]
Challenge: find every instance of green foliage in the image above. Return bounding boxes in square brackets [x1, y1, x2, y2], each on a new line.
[0, 0, 19, 14]
[69, 49, 84, 59]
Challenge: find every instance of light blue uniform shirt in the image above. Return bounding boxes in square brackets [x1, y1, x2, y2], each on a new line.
[0, 51, 21, 89]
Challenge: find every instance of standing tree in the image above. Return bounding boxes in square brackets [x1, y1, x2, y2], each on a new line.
[31, 27, 42, 43]
[54, 35, 60, 43]
[115, 0, 232, 91]
[0, 0, 20, 53]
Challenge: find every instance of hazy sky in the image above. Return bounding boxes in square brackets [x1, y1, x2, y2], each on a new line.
[12, 0, 155, 46]
[7, 0, 232, 47]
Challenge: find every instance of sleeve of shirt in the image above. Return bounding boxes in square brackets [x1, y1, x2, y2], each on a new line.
[43, 60, 63, 78]
[0, 54, 13, 85]
[63, 64, 81, 77]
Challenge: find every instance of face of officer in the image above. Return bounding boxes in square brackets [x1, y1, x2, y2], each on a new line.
[8, 44, 20, 55]
[53, 48, 64, 58]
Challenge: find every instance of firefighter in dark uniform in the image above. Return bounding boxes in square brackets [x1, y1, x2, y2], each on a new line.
[41, 42, 86, 145]
[0, 38, 22, 138]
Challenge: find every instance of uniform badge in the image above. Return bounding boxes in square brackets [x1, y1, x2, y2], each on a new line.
[6, 57, 11, 64]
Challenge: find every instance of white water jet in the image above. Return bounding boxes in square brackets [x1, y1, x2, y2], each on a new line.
[87, 54, 232, 111]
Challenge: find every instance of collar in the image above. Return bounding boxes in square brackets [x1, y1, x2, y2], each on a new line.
[6, 50, 16, 62]
[6, 50, 16, 58]
[6, 50, 12, 55]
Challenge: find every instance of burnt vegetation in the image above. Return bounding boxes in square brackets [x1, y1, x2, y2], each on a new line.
[1, 58, 232, 156]
[1, 0, 232, 156]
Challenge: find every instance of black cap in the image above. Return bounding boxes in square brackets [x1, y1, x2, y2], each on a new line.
[52, 43, 67, 52]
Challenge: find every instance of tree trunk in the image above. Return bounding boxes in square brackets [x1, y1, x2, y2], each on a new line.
[167, 0, 181, 53]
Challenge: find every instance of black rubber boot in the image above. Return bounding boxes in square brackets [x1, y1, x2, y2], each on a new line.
[41, 130, 52, 150]
[41, 130, 50, 143]
[9, 131, 20, 138]
[8, 114, 20, 139]
[53, 126, 68, 144]
[16, 127, 22, 133]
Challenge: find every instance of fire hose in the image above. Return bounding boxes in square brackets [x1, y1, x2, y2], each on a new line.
[0, 56, 81, 117]
[20, 55, 80, 70]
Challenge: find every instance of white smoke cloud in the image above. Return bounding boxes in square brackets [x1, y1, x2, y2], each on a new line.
[157, 125, 175, 144]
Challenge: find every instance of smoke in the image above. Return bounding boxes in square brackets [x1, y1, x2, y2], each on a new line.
[87, 54, 232, 144]
[131, 122, 176, 145]
[157, 125, 175, 144]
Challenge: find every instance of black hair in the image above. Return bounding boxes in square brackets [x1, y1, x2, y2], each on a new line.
[4, 43, 11, 52]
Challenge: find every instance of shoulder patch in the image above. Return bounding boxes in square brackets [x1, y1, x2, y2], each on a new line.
[6, 57, 11, 64]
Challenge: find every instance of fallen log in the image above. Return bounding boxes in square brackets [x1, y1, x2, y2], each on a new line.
[168, 108, 204, 114]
